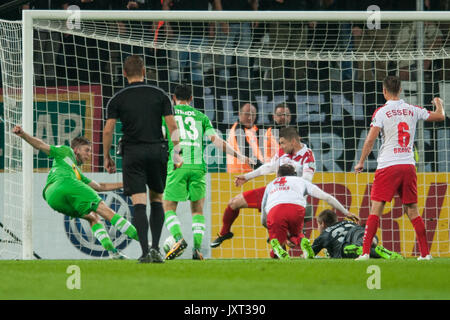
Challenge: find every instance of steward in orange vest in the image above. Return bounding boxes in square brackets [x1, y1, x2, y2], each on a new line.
[227, 122, 264, 173]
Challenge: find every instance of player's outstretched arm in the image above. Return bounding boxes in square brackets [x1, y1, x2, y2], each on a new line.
[88, 180, 123, 192]
[209, 134, 253, 165]
[307, 182, 359, 223]
[355, 126, 380, 173]
[12, 125, 50, 155]
[427, 97, 445, 122]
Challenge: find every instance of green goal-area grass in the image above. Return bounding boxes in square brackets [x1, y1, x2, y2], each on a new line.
[0, 258, 449, 300]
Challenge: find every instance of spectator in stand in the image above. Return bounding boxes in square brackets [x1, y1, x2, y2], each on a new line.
[213, 0, 258, 82]
[259, 0, 319, 81]
[113, 0, 155, 74]
[264, 103, 291, 161]
[23, 1, 66, 85]
[226, 103, 264, 173]
[60, 1, 110, 84]
[162, 0, 218, 82]
[313, 0, 353, 81]
[347, 1, 394, 81]
[392, 0, 444, 81]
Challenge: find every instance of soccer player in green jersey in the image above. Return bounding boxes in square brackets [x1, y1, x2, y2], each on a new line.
[13, 125, 139, 259]
[163, 84, 252, 260]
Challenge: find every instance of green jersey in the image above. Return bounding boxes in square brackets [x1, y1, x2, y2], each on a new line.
[43, 145, 91, 197]
[163, 104, 216, 172]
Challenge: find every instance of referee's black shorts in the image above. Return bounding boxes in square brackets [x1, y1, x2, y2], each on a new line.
[122, 142, 168, 196]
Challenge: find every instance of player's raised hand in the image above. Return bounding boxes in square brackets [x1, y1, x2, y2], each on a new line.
[345, 212, 360, 223]
[12, 125, 25, 137]
[234, 175, 248, 187]
[432, 97, 443, 108]
[354, 162, 364, 174]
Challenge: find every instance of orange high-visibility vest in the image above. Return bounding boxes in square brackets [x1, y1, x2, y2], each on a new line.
[263, 127, 279, 162]
[226, 122, 264, 173]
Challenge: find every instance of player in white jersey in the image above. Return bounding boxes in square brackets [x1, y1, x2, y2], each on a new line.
[354, 76, 445, 261]
[261, 164, 359, 260]
[211, 127, 316, 248]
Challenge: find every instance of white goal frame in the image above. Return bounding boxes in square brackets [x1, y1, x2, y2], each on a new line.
[18, 9, 450, 259]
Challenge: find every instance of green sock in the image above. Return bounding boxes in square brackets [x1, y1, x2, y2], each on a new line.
[164, 210, 183, 241]
[111, 213, 139, 241]
[192, 214, 205, 250]
[91, 223, 116, 253]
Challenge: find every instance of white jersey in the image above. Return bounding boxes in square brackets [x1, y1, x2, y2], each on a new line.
[261, 176, 321, 227]
[371, 99, 430, 169]
[244, 144, 316, 182]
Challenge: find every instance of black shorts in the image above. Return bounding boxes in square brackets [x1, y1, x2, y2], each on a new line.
[342, 227, 379, 258]
[122, 142, 168, 196]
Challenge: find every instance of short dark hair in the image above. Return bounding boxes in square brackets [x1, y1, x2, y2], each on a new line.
[317, 210, 338, 228]
[174, 83, 192, 101]
[383, 76, 401, 95]
[277, 164, 296, 177]
[279, 126, 300, 141]
[71, 136, 91, 149]
[123, 55, 144, 78]
[274, 103, 289, 113]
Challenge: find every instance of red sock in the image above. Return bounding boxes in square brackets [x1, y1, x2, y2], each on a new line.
[411, 216, 430, 257]
[362, 215, 380, 255]
[220, 205, 240, 236]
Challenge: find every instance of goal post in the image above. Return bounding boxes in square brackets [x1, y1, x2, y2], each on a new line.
[1, 9, 449, 259]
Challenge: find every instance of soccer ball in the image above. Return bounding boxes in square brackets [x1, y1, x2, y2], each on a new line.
[163, 235, 176, 254]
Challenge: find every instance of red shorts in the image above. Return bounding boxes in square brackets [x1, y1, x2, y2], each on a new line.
[242, 186, 266, 211]
[266, 203, 306, 245]
[371, 164, 417, 204]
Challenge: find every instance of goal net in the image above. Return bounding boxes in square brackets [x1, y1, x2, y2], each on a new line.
[0, 10, 449, 259]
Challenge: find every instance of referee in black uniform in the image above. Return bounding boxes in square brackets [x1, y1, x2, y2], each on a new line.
[103, 55, 181, 263]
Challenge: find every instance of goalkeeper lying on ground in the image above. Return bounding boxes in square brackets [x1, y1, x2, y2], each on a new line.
[304, 209, 403, 259]
[13, 125, 139, 259]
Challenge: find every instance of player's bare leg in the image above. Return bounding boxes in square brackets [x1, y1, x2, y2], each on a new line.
[404, 203, 432, 260]
[211, 193, 249, 248]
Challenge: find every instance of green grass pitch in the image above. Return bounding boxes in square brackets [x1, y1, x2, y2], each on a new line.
[0, 258, 449, 300]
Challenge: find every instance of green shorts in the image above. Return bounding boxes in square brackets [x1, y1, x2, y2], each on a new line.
[163, 168, 206, 202]
[44, 179, 102, 218]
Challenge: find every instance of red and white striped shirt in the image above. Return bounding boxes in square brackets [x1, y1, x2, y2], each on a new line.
[244, 144, 316, 181]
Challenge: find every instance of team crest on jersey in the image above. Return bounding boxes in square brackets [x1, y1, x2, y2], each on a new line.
[64, 191, 133, 257]
[72, 164, 81, 180]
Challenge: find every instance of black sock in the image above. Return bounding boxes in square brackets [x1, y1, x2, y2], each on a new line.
[150, 201, 165, 250]
[132, 204, 149, 256]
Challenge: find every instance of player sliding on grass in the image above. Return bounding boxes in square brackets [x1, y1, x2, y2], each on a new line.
[162, 84, 252, 260]
[13, 125, 139, 259]
[309, 209, 403, 259]
[261, 164, 359, 260]
[211, 127, 316, 248]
